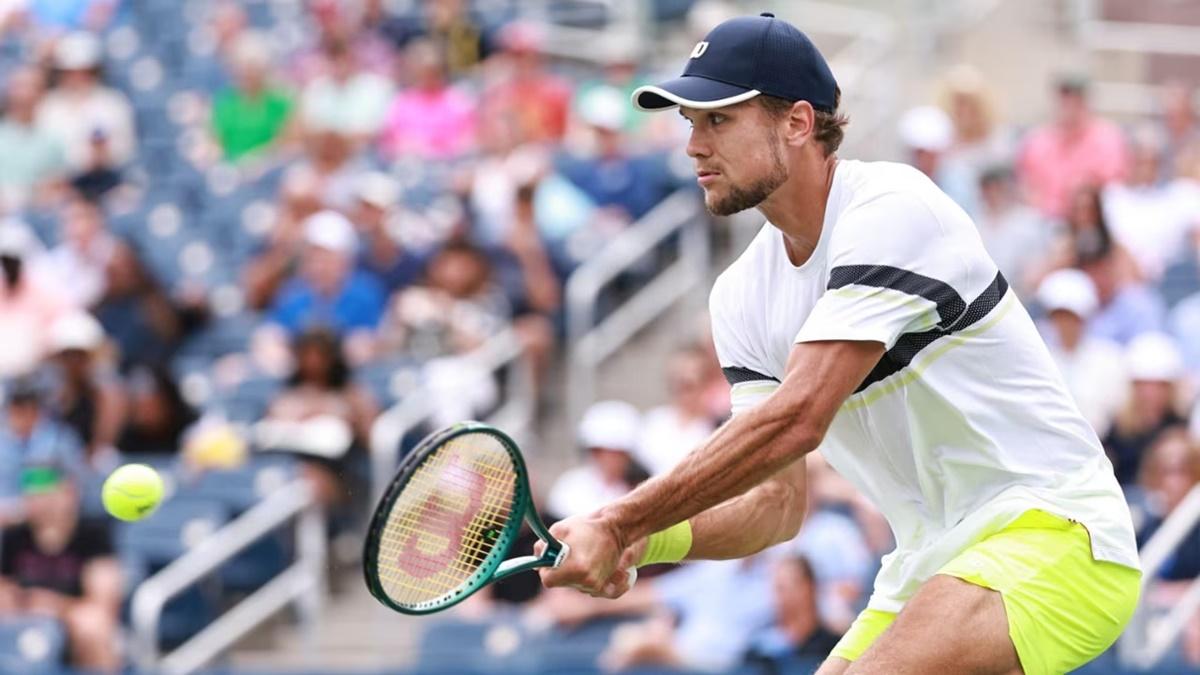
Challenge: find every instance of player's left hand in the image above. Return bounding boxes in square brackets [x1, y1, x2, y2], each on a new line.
[536, 514, 635, 599]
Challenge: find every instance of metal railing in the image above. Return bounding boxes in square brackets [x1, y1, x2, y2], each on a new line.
[565, 189, 709, 427]
[130, 480, 326, 675]
[369, 327, 535, 506]
[1119, 484, 1200, 670]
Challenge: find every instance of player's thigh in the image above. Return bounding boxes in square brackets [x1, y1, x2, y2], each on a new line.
[847, 573, 1021, 675]
[815, 656, 852, 675]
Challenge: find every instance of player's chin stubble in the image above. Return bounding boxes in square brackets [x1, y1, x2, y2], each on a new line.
[706, 136, 789, 216]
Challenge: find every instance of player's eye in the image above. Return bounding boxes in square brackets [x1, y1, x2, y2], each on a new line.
[709, 113, 727, 126]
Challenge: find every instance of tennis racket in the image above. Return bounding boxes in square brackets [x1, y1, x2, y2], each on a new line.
[363, 421, 634, 615]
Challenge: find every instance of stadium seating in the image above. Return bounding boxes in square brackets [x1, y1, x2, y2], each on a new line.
[0, 617, 67, 675]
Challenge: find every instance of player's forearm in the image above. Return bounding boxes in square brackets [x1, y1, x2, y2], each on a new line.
[599, 394, 818, 549]
[686, 462, 807, 560]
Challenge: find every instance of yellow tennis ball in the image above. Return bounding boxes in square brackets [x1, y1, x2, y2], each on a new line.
[102, 464, 165, 522]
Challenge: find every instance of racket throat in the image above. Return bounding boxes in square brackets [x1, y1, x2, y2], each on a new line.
[493, 542, 567, 582]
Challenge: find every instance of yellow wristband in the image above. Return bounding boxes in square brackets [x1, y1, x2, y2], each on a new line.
[637, 520, 693, 567]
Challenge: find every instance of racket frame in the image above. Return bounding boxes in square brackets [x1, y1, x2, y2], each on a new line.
[363, 421, 563, 615]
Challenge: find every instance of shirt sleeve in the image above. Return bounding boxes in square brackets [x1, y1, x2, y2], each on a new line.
[709, 275, 779, 416]
[796, 191, 968, 350]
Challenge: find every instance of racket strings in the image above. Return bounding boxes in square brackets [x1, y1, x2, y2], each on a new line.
[376, 433, 519, 606]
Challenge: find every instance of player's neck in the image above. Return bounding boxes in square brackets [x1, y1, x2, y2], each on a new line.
[758, 154, 838, 267]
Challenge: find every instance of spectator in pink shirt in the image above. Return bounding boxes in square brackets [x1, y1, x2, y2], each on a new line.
[378, 39, 476, 161]
[1018, 75, 1130, 219]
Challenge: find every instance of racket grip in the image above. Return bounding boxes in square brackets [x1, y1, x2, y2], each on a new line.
[552, 543, 638, 590]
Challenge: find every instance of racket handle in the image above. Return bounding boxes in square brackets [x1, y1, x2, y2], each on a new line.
[552, 543, 639, 590]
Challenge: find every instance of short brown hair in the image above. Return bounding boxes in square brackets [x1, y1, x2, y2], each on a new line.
[757, 88, 849, 157]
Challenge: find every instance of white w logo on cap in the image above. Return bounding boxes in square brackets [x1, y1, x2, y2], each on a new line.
[690, 41, 709, 59]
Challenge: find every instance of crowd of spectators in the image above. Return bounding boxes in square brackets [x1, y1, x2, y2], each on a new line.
[0, 0, 691, 671]
[1, 1, 1200, 673]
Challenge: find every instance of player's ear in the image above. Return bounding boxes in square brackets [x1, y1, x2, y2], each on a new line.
[783, 100, 816, 147]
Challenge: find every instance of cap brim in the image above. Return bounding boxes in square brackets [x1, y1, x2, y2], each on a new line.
[632, 76, 761, 112]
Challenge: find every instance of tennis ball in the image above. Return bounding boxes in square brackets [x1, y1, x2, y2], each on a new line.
[102, 464, 165, 522]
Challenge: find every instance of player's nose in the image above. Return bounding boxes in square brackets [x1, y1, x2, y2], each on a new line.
[685, 130, 711, 159]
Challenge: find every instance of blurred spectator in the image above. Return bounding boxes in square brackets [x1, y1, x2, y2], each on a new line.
[0, 464, 122, 672]
[1, 378, 85, 515]
[352, 172, 428, 292]
[378, 239, 510, 359]
[0, 219, 71, 378]
[263, 327, 377, 506]
[244, 167, 324, 310]
[974, 165, 1049, 297]
[479, 22, 572, 147]
[1103, 126, 1200, 281]
[547, 400, 642, 519]
[637, 345, 718, 476]
[793, 453, 876, 632]
[544, 555, 776, 672]
[266, 210, 387, 337]
[43, 196, 123, 309]
[745, 555, 842, 672]
[212, 31, 295, 162]
[0, 66, 65, 209]
[45, 310, 126, 465]
[115, 364, 198, 456]
[1017, 74, 1129, 219]
[572, 39, 649, 136]
[937, 65, 1014, 183]
[385, 0, 492, 79]
[1169, 288, 1200, 377]
[1035, 269, 1126, 438]
[36, 32, 135, 173]
[1044, 186, 1167, 345]
[379, 38, 476, 160]
[558, 85, 675, 222]
[293, 127, 369, 210]
[1104, 333, 1188, 485]
[897, 105, 976, 212]
[1132, 428, 1200, 665]
[299, 36, 393, 145]
[1084, 248, 1167, 347]
[94, 242, 198, 368]
[68, 128, 123, 202]
[290, 0, 395, 84]
[1160, 82, 1199, 176]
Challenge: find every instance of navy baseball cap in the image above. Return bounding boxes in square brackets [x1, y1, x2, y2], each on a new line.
[633, 13, 838, 113]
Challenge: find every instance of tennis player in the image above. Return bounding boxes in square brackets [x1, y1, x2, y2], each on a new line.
[538, 13, 1141, 675]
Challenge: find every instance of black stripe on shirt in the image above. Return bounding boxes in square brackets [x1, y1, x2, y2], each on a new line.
[828, 264, 967, 329]
[851, 271, 1009, 393]
[722, 366, 780, 386]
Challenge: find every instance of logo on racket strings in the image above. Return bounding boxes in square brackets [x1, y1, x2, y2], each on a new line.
[397, 456, 491, 578]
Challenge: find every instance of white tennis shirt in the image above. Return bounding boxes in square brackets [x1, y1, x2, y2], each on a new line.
[710, 160, 1140, 613]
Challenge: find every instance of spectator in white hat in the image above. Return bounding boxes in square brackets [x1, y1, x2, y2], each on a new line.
[1104, 332, 1189, 485]
[1036, 269, 1126, 437]
[36, 31, 136, 172]
[0, 220, 71, 378]
[897, 105, 976, 212]
[41, 195, 121, 309]
[45, 310, 126, 466]
[266, 210, 387, 337]
[547, 400, 644, 520]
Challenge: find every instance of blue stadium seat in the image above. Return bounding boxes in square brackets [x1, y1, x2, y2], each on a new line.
[173, 457, 300, 591]
[0, 616, 66, 674]
[118, 496, 229, 567]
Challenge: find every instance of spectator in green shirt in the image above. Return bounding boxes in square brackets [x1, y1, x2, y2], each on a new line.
[212, 31, 294, 161]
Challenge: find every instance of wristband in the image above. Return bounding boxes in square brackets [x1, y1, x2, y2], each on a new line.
[637, 520, 693, 566]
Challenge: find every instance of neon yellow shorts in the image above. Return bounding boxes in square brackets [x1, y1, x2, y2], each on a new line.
[830, 509, 1141, 675]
